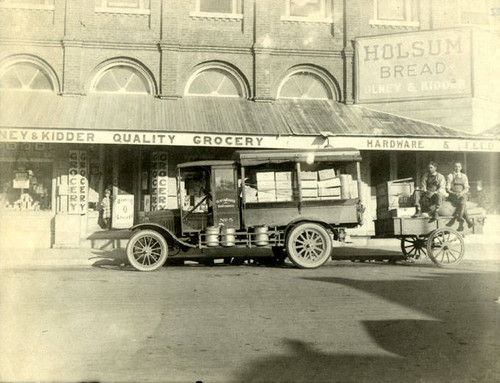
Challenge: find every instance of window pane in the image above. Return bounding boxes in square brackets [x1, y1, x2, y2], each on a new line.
[0, 63, 53, 90]
[280, 73, 330, 99]
[105, 0, 149, 9]
[188, 69, 242, 97]
[94, 66, 149, 93]
[0, 71, 23, 89]
[461, 0, 491, 25]
[377, 0, 405, 20]
[30, 71, 53, 90]
[3, 0, 50, 4]
[290, 0, 322, 18]
[199, 0, 233, 13]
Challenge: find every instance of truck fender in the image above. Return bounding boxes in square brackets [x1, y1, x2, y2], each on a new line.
[283, 219, 332, 242]
[129, 223, 197, 248]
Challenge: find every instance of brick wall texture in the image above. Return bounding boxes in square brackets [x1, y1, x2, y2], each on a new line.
[0, 0, 475, 101]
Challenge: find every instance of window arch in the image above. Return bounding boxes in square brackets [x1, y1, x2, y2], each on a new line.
[90, 60, 155, 95]
[277, 68, 338, 100]
[0, 58, 57, 92]
[185, 64, 248, 98]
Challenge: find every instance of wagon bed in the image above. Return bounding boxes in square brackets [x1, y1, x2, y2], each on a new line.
[374, 215, 486, 267]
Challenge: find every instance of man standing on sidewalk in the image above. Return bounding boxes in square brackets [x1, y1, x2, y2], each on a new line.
[413, 161, 447, 220]
[446, 161, 473, 229]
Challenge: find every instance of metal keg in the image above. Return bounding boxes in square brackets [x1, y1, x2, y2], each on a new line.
[205, 226, 220, 247]
[254, 226, 269, 246]
[221, 227, 236, 247]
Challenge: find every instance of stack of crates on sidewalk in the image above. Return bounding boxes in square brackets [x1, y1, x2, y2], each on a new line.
[376, 178, 415, 218]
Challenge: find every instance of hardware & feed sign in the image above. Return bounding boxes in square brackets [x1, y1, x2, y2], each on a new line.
[356, 28, 472, 102]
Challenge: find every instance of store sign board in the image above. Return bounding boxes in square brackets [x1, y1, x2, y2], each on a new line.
[13, 171, 29, 189]
[356, 28, 472, 102]
[68, 150, 88, 215]
[150, 151, 168, 211]
[112, 194, 134, 229]
[0, 128, 498, 152]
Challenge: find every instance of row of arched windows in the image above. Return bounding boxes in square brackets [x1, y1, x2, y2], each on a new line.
[0, 56, 339, 100]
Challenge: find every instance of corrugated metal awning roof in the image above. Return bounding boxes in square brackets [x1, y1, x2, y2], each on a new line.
[0, 91, 475, 139]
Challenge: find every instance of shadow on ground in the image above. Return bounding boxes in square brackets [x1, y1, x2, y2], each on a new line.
[234, 272, 499, 383]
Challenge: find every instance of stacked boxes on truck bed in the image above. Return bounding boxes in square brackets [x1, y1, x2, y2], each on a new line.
[376, 178, 415, 218]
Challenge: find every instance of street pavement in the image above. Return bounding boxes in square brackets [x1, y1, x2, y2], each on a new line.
[0, 256, 498, 383]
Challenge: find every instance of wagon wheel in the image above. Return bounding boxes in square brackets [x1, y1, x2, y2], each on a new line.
[126, 230, 168, 272]
[400, 236, 428, 260]
[286, 223, 332, 269]
[426, 228, 465, 268]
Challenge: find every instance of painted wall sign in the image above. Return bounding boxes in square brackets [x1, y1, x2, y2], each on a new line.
[112, 194, 134, 229]
[356, 28, 472, 102]
[0, 128, 498, 152]
[150, 151, 168, 211]
[68, 150, 88, 215]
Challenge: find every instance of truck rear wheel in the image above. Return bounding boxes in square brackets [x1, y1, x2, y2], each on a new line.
[286, 223, 332, 269]
[127, 230, 168, 272]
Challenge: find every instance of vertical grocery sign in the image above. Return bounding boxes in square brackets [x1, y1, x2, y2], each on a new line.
[68, 150, 88, 214]
[151, 151, 168, 210]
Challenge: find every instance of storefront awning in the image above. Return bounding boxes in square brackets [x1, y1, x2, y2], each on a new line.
[1, 91, 498, 152]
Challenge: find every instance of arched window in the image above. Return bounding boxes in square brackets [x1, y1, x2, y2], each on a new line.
[186, 67, 245, 97]
[0, 62, 54, 91]
[278, 71, 334, 100]
[92, 65, 151, 94]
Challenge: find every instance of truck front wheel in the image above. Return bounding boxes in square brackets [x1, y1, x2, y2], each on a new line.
[127, 230, 168, 272]
[286, 223, 332, 269]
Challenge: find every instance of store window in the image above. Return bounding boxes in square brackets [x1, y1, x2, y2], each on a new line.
[460, 0, 500, 28]
[278, 71, 333, 100]
[92, 65, 151, 94]
[0, 0, 54, 9]
[0, 144, 53, 211]
[0, 62, 54, 91]
[186, 68, 244, 97]
[283, 0, 332, 22]
[370, 0, 419, 27]
[96, 0, 150, 14]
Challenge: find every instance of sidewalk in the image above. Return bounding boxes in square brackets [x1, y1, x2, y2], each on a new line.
[1, 236, 498, 269]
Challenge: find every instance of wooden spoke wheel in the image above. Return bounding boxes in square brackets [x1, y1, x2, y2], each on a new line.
[426, 228, 465, 268]
[286, 223, 332, 269]
[400, 236, 428, 260]
[126, 230, 168, 272]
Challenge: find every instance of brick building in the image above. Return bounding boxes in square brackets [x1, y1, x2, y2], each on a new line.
[0, 0, 498, 248]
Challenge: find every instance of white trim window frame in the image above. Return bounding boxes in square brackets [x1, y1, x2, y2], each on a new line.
[459, 0, 500, 30]
[95, 0, 150, 15]
[281, 0, 333, 23]
[190, 0, 243, 19]
[369, 0, 420, 27]
[0, 0, 54, 10]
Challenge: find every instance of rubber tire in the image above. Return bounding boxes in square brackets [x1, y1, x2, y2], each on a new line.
[286, 223, 332, 269]
[127, 230, 168, 272]
[426, 228, 464, 268]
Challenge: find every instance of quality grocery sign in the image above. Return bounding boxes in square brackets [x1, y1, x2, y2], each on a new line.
[0, 128, 498, 152]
